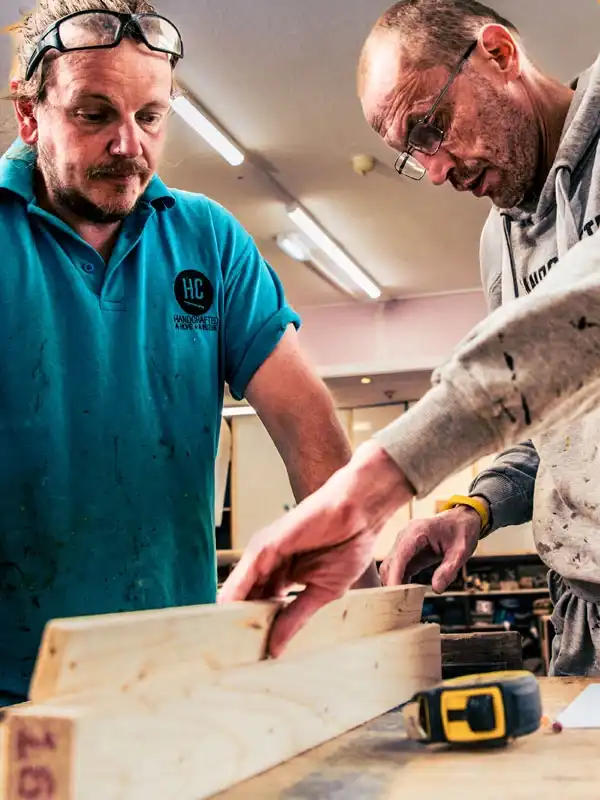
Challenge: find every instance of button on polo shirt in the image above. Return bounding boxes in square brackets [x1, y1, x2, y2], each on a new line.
[79, 259, 105, 293]
[0, 139, 300, 704]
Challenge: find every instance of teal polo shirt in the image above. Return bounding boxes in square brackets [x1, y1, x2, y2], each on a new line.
[0, 140, 300, 703]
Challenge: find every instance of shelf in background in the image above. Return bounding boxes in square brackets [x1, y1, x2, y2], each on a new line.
[425, 588, 549, 599]
[217, 549, 244, 566]
[468, 551, 541, 561]
[438, 623, 531, 633]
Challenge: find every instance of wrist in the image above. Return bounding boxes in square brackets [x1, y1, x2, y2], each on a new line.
[470, 494, 492, 536]
[441, 494, 491, 536]
[342, 441, 415, 529]
[470, 494, 490, 518]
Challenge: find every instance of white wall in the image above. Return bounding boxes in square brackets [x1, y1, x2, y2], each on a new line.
[214, 418, 231, 527]
[230, 409, 351, 549]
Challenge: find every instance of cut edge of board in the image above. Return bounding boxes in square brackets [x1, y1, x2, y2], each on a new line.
[2, 715, 74, 800]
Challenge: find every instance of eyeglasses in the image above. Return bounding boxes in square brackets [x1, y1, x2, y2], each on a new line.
[394, 40, 477, 181]
[25, 10, 184, 82]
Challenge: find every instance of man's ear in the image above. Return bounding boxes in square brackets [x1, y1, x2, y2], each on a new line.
[12, 80, 39, 145]
[475, 24, 522, 83]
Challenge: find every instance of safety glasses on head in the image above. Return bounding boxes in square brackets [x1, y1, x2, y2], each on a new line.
[25, 9, 184, 82]
[394, 40, 477, 181]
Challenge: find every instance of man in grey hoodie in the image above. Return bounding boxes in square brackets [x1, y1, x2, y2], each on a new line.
[219, 0, 600, 675]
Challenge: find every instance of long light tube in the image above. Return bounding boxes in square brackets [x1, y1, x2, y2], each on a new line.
[287, 207, 381, 299]
[222, 405, 256, 418]
[171, 95, 245, 167]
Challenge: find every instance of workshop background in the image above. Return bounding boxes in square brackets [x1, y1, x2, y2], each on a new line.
[0, 0, 597, 675]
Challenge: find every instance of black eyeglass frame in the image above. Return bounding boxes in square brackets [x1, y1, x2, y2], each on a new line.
[25, 9, 184, 82]
[394, 39, 478, 180]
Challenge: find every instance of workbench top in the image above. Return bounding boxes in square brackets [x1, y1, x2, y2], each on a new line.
[216, 677, 600, 800]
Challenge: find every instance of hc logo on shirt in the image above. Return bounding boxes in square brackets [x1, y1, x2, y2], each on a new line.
[174, 270, 214, 316]
[184, 277, 204, 301]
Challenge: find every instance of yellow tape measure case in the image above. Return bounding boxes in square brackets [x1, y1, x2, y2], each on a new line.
[403, 670, 542, 745]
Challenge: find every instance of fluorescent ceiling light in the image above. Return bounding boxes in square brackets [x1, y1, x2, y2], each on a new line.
[222, 405, 256, 418]
[171, 95, 244, 167]
[277, 231, 360, 298]
[276, 231, 312, 262]
[287, 207, 381, 300]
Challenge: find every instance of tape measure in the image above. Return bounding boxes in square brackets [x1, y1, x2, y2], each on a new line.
[402, 670, 542, 745]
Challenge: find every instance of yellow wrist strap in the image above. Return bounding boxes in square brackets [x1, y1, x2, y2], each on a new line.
[439, 494, 490, 534]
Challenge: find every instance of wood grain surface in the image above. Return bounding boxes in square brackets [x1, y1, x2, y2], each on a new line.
[216, 677, 600, 800]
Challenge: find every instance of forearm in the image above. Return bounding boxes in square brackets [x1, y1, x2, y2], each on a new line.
[267, 395, 381, 588]
[469, 441, 539, 534]
[375, 232, 600, 497]
[246, 327, 352, 500]
[244, 326, 378, 587]
[274, 401, 351, 502]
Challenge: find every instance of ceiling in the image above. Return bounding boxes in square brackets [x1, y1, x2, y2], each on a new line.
[222, 368, 434, 410]
[0, 0, 597, 310]
[304, 369, 434, 409]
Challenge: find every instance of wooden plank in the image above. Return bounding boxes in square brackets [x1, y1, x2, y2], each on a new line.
[29, 585, 425, 704]
[2, 622, 441, 800]
[3, 716, 73, 800]
[284, 585, 425, 659]
[28, 600, 278, 705]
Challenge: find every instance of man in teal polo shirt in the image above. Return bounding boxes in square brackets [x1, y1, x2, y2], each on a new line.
[0, 0, 361, 705]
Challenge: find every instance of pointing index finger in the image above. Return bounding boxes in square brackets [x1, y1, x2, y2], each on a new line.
[218, 549, 264, 603]
[382, 531, 422, 585]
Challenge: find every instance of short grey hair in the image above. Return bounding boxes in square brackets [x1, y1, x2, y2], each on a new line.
[363, 0, 520, 73]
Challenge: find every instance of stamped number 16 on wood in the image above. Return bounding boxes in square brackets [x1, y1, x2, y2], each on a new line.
[4, 717, 72, 800]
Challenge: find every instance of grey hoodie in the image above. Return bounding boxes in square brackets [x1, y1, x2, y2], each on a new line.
[375, 53, 600, 595]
